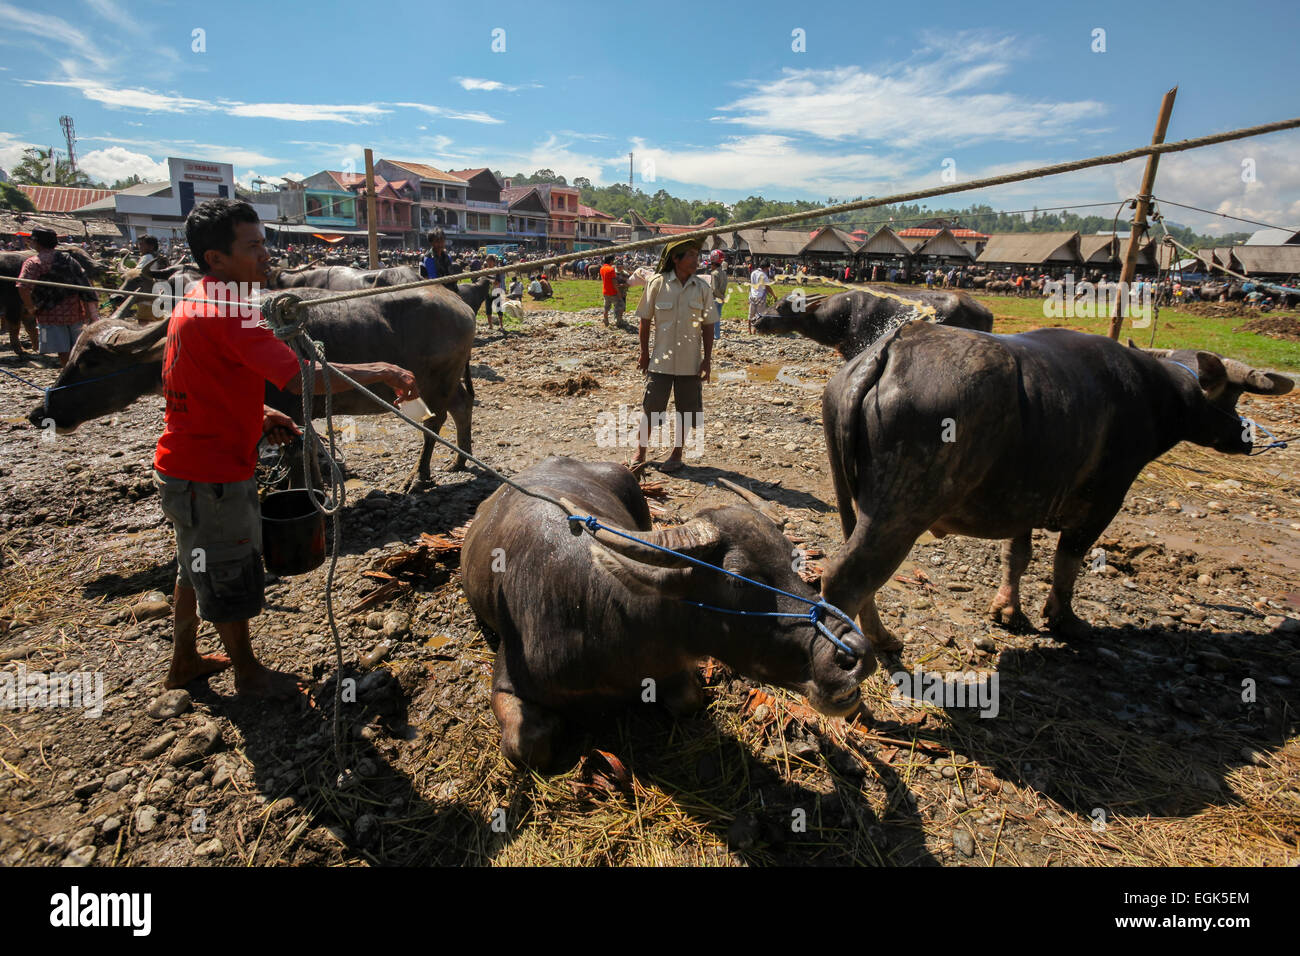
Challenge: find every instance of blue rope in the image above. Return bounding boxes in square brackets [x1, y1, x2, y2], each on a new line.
[1166, 360, 1287, 455]
[0, 364, 144, 418]
[570, 514, 863, 659]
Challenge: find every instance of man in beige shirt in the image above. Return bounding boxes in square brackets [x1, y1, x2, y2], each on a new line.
[634, 237, 716, 472]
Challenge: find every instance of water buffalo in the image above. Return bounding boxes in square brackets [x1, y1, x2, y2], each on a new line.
[754, 287, 993, 359]
[462, 456, 874, 768]
[29, 281, 476, 488]
[820, 323, 1293, 649]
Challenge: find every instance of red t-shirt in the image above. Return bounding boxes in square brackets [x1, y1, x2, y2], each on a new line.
[153, 276, 302, 483]
[600, 264, 619, 296]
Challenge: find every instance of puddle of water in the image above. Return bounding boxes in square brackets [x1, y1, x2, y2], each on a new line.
[556, 356, 583, 369]
[714, 364, 821, 391]
[425, 634, 451, 649]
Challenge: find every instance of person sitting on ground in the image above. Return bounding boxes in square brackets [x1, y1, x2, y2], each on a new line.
[508, 275, 524, 300]
[528, 274, 553, 301]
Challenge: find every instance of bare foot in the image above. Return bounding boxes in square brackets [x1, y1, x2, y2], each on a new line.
[626, 458, 647, 478]
[165, 653, 232, 688]
[656, 456, 685, 473]
[235, 665, 307, 700]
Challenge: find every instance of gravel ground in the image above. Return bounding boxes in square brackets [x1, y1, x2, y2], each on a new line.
[1, 309, 1298, 866]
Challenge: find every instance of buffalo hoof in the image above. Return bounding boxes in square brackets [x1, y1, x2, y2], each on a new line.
[869, 627, 903, 653]
[1043, 607, 1090, 641]
[403, 471, 428, 494]
[989, 601, 1033, 633]
[442, 458, 468, 473]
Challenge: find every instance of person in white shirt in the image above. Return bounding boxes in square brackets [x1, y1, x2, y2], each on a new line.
[748, 259, 772, 334]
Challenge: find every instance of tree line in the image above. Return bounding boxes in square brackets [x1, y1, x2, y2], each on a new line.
[500, 169, 1251, 250]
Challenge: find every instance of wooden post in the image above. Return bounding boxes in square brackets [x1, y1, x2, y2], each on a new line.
[364, 148, 380, 270]
[1109, 86, 1177, 339]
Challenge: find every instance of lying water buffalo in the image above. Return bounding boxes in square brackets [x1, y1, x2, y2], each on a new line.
[820, 324, 1293, 649]
[462, 456, 874, 768]
[29, 281, 476, 488]
[754, 287, 993, 359]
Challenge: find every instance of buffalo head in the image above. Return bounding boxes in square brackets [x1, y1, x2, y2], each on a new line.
[753, 292, 830, 337]
[583, 481, 875, 717]
[1135, 342, 1294, 455]
[28, 318, 169, 432]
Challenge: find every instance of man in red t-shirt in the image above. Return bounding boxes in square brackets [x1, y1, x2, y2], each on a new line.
[153, 199, 418, 699]
[599, 254, 626, 327]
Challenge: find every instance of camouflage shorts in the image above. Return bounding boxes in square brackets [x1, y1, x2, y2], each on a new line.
[153, 469, 264, 623]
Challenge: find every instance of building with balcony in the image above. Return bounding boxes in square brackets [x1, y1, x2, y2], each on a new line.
[447, 169, 508, 245]
[374, 159, 470, 247]
[501, 186, 551, 249]
[577, 204, 621, 250]
[531, 183, 579, 252]
[300, 171, 419, 247]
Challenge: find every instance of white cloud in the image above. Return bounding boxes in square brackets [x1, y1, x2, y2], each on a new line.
[456, 77, 517, 92]
[79, 134, 282, 168]
[623, 134, 913, 195]
[714, 31, 1108, 148]
[0, 3, 114, 71]
[0, 132, 39, 175]
[391, 102, 503, 125]
[224, 101, 391, 124]
[25, 78, 210, 113]
[78, 146, 169, 184]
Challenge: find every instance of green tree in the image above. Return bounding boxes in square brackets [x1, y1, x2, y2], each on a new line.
[0, 182, 37, 212]
[110, 174, 144, 190]
[9, 147, 95, 187]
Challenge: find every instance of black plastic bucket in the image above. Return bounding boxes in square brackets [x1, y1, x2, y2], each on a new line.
[261, 489, 327, 576]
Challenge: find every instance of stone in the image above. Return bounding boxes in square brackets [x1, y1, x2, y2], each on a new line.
[952, 830, 975, 858]
[268, 796, 296, 817]
[169, 720, 222, 766]
[135, 806, 159, 834]
[365, 612, 385, 630]
[973, 635, 997, 653]
[1197, 573, 1213, 586]
[146, 689, 191, 720]
[130, 599, 171, 621]
[63, 846, 96, 867]
[1165, 500, 1182, 512]
[1206, 501, 1228, 513]
[101, 816, 122, 836]
[104, 770, 130, 792]
[195, 838, 224, 858]
[381, 612, 411, 638]
[74, 778, 104, 799]
[142, 732, 177, 759]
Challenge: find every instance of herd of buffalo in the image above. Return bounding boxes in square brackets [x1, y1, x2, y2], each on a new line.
[7, 253, 1295, 768]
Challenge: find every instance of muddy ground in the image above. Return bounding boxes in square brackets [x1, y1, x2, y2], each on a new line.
[1, 310, 1298, 867]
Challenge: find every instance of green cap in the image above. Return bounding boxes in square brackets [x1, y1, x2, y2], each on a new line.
[656, 236, 704, 273]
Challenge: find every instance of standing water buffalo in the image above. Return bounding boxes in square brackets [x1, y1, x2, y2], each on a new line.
[462, 457, 874, 768]
[820, 323, 1293, 649]
[754, 288, 993, 359]
[29, 279, 476, 488]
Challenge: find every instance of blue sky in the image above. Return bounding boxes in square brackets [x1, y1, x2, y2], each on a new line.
[2, 0, 1298, 236]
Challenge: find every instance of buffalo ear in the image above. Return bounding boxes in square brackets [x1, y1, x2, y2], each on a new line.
[1194, 351, 1227, 394]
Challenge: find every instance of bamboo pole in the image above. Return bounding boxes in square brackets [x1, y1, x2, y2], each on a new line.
[364, 148, 379, 269]
[1110, 87, 1178, 339]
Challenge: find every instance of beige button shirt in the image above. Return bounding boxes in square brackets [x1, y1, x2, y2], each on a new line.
[636, 272, 717, 376]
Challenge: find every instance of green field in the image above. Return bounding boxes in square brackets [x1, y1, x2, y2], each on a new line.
[526, 278, 1300, 372]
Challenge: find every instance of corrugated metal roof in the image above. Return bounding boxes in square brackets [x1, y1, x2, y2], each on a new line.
[0, 211, 122, 237]
[977, 232, 1080, 265]
[15, 185, 117, 213]
[735, 228, 808, 257]
[382, 160, 464, 185]
[896, 226, 989, 239]
[1079, 235, 1117, 262]
[1246, 228, 1300, 246]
